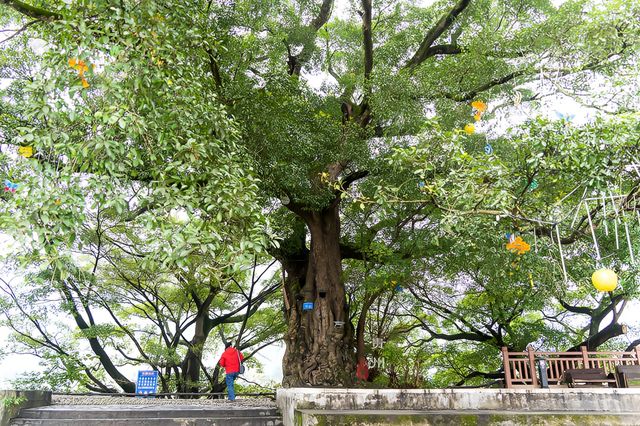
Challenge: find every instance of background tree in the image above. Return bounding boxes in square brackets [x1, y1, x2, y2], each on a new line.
[0, 204, 284, 392]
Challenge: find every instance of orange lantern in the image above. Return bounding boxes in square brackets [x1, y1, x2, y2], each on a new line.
[591, 268, 617, 292]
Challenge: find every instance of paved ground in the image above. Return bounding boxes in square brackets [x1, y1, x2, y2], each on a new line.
[51, 395, 276, 407]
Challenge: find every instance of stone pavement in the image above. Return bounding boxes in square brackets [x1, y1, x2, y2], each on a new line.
[51, 394, 276, 407]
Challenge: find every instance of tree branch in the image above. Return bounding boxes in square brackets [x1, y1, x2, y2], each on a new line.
[566, 322, 627, 352]
[558, 299, 593, 316]
[626, 339, 640, 352]
[340, 170, 369, 191]
[0, 18, 38, 43]
[444, 70, 526, 102]
[443, 47, 629, 102]
[404, 0, 471, 69]
[0, 0, 61, 21]
[288, 0, 334, 76]
[361, 0, 373, 81]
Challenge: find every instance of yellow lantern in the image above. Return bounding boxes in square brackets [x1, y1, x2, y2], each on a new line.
[591, 268, 618, 292]
[464, 124, 475, 135]
[18, 146, 33, 158]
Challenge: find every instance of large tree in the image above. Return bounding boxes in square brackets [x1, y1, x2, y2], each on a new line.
[1, 0, 639, 388]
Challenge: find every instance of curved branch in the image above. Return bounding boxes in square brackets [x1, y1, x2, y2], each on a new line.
[626, 339, 640, 352]
[404, 0, 471, 69]
[443, 47, 629, 102]
[558, 299, 593, 316]
[0, 18, 38, 43]
[567, 322, 627, 352]
[0, 0, 61, 21]
[445, 70, 526, 102]
[454, 369, 502, 387]
[340, 170, 369, 191]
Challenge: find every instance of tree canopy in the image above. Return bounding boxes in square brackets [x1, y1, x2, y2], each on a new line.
[1, 0, 639, 390]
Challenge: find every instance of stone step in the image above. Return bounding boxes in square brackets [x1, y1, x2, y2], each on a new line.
[10, 405, 283, 426]
[17, 405, 279, 419]
[10, 416, 284, 426]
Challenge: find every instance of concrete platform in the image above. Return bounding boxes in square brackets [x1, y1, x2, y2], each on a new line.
[277, 388, 640, 425]
[297, 409, 640, 425]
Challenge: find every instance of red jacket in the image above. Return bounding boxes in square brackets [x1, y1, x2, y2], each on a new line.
[218, 346, 244, 374]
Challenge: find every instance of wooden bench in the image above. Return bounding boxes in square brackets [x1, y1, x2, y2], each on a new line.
[617, 365, 640, 388]
[561, 368, 617, 388]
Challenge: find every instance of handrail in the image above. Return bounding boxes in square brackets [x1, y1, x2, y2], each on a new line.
[501, 346, 640, 388]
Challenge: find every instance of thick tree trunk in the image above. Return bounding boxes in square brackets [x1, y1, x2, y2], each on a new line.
[180, 314, 208, 393]
[282, 205, 355, 386]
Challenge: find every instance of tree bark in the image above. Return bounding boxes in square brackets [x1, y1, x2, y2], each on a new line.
[281, 204, 355, 386]
[567, 322, 627, 352]
[59, 281, 136, 393]
[180, 313, 208, 393]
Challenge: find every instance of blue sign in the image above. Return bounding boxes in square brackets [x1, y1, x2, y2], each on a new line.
[136, 370, 158, 396]
[302, 302, 314, 311]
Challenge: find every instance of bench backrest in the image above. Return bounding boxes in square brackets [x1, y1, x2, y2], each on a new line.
[564, 368, 608, 380]
[617, 365, 640, 377]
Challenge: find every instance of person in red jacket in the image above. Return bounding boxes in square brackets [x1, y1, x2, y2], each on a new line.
[218, 342, 244, 400]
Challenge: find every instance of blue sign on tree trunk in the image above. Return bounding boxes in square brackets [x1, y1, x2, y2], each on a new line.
[136, 370, 158, 396]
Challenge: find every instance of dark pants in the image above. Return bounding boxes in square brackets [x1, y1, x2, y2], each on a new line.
[225, 372, 239, 400]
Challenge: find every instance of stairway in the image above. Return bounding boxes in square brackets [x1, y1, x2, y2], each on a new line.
[10, 405, 284, 425]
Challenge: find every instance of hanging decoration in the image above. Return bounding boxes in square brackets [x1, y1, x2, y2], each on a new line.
[592, 268, 618, 292]
[555, 224, 568, 283]
[506, 236, 530, 255]
[528, 179, 539, 191]
[512, 91, 523, 106]
[554, 111, 575, 123]
[464, 123, 475, 135]
[390, 280, 403, 292]
[356, 358, 369, 381]
[3, 180, 18, 193]
[484, 143, 493, 155]
[471, 100, 487, 117]
[17, 146, 33, 158]
[463, 100, 488, 135]
[68, 58, 91, 88]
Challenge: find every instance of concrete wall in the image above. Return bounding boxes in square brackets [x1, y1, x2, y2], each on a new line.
[276, 388, 640, 426]
[0, 390, 51, 426]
